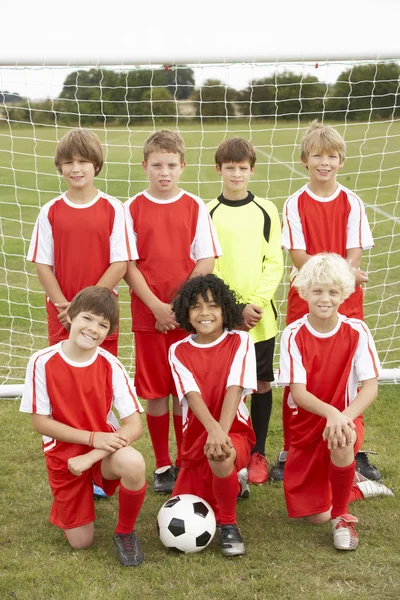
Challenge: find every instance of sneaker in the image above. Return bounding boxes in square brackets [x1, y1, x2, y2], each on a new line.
[113, 531, 144, 566]
[355, 451, 381, 480]
[93, 483, 108, 499]
[331, 514, 359, 550]
[153, 466, 176, 493]
[269, 451, 287, 482]
[237, 468, 250, 499]
[355, 473, 394, 498]
[248, 452, 269, 485]
[219, 524, 245, 556]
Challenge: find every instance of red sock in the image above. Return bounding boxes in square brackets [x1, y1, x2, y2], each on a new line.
[146, 412, 171, 469]
[212, 469, 239, 526]
[330, 460, 356, 519]
[173, 413, 183, 468]
[282, 387, 292, 452]
[349, 486, 364, 503]
[115, 483, 147, 534]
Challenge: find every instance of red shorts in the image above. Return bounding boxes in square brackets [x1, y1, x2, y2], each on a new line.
[171, 433, 252, 521]
[134, 329, 188, 399]
[46, 457, 120, 530]
[284, 416, 364, 518]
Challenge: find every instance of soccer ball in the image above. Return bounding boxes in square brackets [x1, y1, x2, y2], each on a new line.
[157, 494, 216, 553]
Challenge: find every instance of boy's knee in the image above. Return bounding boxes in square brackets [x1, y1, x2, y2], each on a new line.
[306, 511, 331, 525]
[65, 525, 94, 549]
[115, 446, 146, 477]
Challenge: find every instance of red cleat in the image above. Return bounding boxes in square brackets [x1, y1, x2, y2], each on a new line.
[248, 452, 269, 485]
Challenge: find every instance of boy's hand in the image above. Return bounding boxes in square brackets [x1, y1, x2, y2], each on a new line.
[204, 425, 233, 462]
[68, 454, 94, 476]
[92, 431, 129, 452]
[323, 408, 355, 449]
[353, 268, 368, 286]
[55, 301, 71, 328]
[243, 304, 263, 329]
[153, 302, 179, 332]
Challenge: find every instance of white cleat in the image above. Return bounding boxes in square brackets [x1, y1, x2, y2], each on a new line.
[356, 477, 394, 499]
[237, 468, 250, 499]
[331, 514, 359, 551]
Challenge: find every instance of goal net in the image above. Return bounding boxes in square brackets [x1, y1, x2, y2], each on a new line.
[0, 58, 399, 394]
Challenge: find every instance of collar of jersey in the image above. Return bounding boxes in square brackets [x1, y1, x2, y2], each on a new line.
[217, 192, 254, 207]
[143, 189, 184, 204]
[58, 343, 100, 367]
[62, 191, 101, 208]
[304, 183, 342, 203]
[304, 313, 343, 338]
[188, 329, 229, 348]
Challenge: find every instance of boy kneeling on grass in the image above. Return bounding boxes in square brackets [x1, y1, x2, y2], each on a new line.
[279, 253, 393, 551]
[20, 286, 146, 567]
[168, 274, 256, 557]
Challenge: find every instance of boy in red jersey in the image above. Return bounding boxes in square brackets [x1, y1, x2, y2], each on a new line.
[209, 138, 284, 486]
[271, 120, 378, 481]
[125, 131, 221, 494]
[169, 274, 256, 556]
[279, 254, 393, 551]
[28, 128, 135, 357]
[20, 287, 146, 567]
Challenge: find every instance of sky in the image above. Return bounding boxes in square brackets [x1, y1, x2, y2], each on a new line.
[1, 0, 400, 99]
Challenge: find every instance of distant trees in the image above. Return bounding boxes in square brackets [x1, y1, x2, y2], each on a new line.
[2, 62, 399, 126]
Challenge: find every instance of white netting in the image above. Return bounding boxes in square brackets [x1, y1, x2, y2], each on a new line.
[0, 59, 399, 388]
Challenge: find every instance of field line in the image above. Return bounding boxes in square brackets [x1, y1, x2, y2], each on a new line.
[257, 148, 400, 225]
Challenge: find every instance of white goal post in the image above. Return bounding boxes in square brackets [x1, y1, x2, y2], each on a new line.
[0, 56, 399, 397]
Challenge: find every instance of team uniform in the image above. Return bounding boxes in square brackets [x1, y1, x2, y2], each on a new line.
[28, 192, 136, 355]
[279, 313, 380, 518]
[169, 329, 256, 520]
[20, 343, 143, 529]
[282, 183, 374, 324]
[208, 192, 283, 379]
[125, 189, 222, 399]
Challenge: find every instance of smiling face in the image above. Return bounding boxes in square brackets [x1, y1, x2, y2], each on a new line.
[60, 155, 97, 193]
[216, 160, 254, 200]
[65, 310, 111, 359]
[188, 290, 224, 344]
[302, 147, 344, 195]
[143, 151, 186, 200]
[302, 283, 344, 331]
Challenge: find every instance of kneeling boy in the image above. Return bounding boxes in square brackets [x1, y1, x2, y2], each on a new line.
[169, 274, 256, 556]
[279, 254, 393, 551]
[20, 287, 146, 567]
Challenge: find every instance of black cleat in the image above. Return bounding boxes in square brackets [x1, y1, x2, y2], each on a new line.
[355, 451, 381, 481]
[113, 531, 144, 567]
[153, 466, 177, 493]
[219, 524, 245, 556]
[269, 451, 287, 481]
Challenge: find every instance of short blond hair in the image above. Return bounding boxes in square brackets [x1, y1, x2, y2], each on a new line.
[54, 129, 104, 175]
[294, 253, 355, 300]
[143, 129, 185, 162]
[300, 120, 346, 163]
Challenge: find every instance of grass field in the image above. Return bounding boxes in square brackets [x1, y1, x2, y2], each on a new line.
[0, 120, 399, 384]
[0, 121, 399, 598]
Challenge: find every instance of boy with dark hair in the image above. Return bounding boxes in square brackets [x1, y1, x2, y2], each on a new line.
[20, 287, 147, 567]
[169, 274, 257, 556]
[208, 137, 283, 485]
[28, 128, 135, 357]
[271, 120, 378, 482]
[279, 254, 393, 551]
[125, 130, 222, 493]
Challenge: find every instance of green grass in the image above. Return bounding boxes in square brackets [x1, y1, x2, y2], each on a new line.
[1, 387, 399, 600]
[0, 120, 399, 384]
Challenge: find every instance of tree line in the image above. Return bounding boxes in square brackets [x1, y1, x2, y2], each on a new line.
[3, 63, 400, 126]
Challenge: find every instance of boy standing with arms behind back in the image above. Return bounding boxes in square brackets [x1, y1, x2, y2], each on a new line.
[208, 138, 284, 485]
[125, 130, 222, 493]
[271, 120, 377, 482]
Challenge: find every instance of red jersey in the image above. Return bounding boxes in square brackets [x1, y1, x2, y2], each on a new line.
[169, 330, 256, 468]
[279, 314, 380, 449]
[20, 343, 143, 465]
[282, 184, 373, 323]
[125, 190, 222, 331]
[27, 192, 137, 342]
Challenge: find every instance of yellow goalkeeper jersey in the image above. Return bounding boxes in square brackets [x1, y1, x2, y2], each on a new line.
[208, 193, 284, 343]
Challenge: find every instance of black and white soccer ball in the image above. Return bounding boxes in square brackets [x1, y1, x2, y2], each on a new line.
[157, 494, 216, 553]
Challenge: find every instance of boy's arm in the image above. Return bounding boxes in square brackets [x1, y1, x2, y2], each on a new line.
[67, 412, 142, 476]
[96, 261, 128, 289]
[189, 257, 215, 278]
[289, 249, 311, 270]
[124, 261, 178, 331]
[247, 204, 284, 308]
[342, 378, 378, 421]
[346, 247, 368, 286]
[218, 385, 243, 434]
[185, 391, 233, 461]
[290, 383, 355, 449]
[35, 263, 70, 326]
